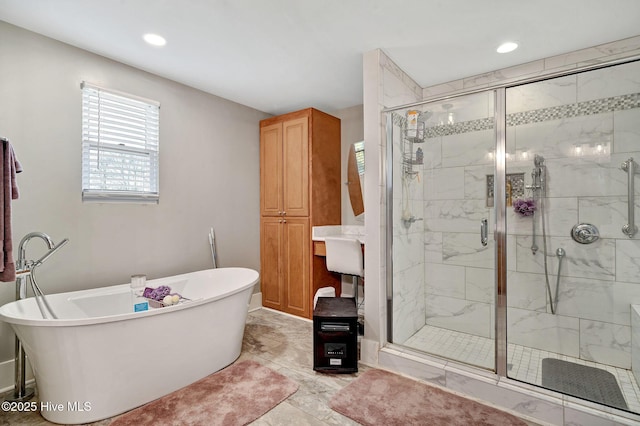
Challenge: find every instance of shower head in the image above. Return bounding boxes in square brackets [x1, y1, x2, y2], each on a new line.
[531, 154, 547, 190]
[33, 238, 69, 268]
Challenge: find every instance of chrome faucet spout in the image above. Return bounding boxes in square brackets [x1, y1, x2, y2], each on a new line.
[17, 232, 55, 268]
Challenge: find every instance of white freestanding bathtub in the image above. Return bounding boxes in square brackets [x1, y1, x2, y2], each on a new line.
[0, 267, 259, 424]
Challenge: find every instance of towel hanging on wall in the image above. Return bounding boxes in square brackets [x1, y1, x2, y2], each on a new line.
[0, 137, 22, 282]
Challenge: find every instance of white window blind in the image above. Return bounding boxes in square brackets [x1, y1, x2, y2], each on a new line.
[81, 82, 160, 203]
[353, 141, 365, 175]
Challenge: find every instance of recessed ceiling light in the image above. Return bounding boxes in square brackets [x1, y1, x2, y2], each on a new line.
[496, 42, 518, 53]
[143, 33, 166, 47]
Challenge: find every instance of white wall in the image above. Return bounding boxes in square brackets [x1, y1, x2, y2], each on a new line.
[0, 21, 270, 365]
[330, 104, 364, 225]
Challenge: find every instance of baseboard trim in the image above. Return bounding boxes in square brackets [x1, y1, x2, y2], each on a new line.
[260, 307, 313, 323]
[360, 337, 380, 366]
[248, 292, 262, 312]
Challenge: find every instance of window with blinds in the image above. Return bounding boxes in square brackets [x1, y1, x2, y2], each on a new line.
[81, 82, 160, 203]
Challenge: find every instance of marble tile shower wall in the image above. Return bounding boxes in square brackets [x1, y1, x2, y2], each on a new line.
[392, 118, 426, 344]
[383, 54, 425, 345]
[506, 60, 640, 370]
[420, 59, 640, 370]
[421, 91, 497, 343]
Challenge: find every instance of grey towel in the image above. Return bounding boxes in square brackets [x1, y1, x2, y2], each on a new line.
[0, 139, 22, 282]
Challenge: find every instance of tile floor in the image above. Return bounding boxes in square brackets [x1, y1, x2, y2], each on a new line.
[405, 324, 640, 414]
[2, 308, 540, 425]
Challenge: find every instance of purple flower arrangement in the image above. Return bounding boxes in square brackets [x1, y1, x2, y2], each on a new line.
[142, 285, 171, 301]
[513, 198, 536, 217]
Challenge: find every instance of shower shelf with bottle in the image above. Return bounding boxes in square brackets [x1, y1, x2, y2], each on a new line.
[401, 111, 425, 178]
[400, 110, 426, 228]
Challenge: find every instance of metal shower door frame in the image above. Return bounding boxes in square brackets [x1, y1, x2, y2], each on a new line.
[384, 55, 640, 378]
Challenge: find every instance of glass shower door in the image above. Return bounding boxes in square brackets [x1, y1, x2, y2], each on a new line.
[389, 91, 497, 370]
[505, 60, 640, 414]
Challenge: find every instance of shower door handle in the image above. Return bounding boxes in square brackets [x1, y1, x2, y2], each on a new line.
[480, 219, 488, 246]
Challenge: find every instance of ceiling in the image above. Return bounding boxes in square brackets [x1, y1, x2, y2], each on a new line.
[1, 0, 640, 115]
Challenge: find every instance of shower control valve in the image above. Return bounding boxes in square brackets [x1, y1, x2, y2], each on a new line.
[571, 223, 599, 244]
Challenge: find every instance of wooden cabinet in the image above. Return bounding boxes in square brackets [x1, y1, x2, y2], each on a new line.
[260, 217, 283, 309]
[260, 123, 282, 216]
[260, 108, 341, 319]
[260, 217, 309, 317]
[260, 117, 309, 217]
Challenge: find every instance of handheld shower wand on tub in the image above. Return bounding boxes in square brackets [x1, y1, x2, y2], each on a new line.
[32, 238, 69, 268]
[208, 227, 217, 269]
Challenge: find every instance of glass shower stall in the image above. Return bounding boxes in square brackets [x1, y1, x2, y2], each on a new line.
[387, 59, 640, 414]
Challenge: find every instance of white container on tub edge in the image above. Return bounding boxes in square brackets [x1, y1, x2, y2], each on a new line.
[131, 274, 149, 312]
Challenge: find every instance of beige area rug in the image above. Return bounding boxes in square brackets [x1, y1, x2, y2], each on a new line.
[110, 360, 298, 426]
[329, 369, 527, 426]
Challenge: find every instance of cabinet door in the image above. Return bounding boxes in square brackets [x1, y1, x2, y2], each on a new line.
[282, 217, 310, 317]
[282, 117, 309, 217]
[260, 217, 283, 310]
[260, 123, 283, 216]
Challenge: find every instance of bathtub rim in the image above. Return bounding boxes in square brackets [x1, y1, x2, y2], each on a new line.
[0, 267, 259, 327]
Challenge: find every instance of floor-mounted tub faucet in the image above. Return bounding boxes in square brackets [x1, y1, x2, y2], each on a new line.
[6, 232, 68, 403]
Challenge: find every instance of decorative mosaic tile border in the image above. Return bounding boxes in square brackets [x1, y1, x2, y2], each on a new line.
[507, 92, 640, 126]
[425, 117, 493, 138]
[392, 92, 640, 139]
